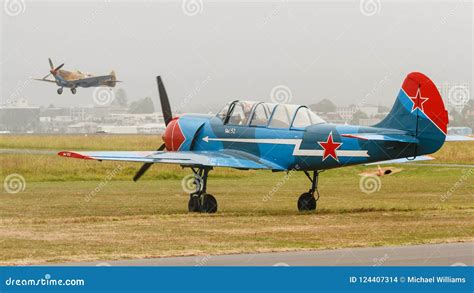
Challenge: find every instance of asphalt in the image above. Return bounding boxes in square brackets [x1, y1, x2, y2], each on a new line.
[54, 242, 473, 266]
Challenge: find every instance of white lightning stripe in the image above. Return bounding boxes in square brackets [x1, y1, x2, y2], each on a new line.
[203, 137, 369, 157]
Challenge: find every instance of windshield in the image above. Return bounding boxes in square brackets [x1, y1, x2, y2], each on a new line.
[224, 101, 257, 126]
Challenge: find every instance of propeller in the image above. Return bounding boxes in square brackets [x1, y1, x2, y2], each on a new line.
[42, 58, 64, 79]
[158, 76, 172, 126]
[133, 76, 172, 182]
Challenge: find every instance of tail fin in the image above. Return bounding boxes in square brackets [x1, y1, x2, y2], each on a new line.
[375, 72, 448, 155]
[107, 70, 117, 87]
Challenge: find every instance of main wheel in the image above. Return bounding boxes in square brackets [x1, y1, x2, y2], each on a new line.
[200, 193, 218, 214]
[297, 192, 316, 211]
[57, 88, 63, 95]
[188, 193, 200, 212]
[71, 88, 77, 94]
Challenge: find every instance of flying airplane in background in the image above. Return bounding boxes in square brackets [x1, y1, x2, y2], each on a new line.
[58, 72, 472, 213]
[34, 58, 120, 95]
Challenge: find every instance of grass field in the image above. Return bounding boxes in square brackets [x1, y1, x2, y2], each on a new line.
[0, 135, 473, 265]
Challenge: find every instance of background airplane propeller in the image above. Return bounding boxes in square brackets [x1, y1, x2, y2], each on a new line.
[133, 76, 171, 182]
[42, 58, 64, 80]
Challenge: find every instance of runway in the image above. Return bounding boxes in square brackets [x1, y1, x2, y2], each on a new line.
[57, 242, 473, 266]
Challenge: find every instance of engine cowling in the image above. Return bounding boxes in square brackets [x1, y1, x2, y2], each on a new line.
[162, 117, 186, 151]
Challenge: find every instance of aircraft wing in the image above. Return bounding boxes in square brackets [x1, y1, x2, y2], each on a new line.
[341, 133, 419, 143]
[33, 78, 56, 83]
[58, 149, 285, 170]
[69, 75, 114, 86]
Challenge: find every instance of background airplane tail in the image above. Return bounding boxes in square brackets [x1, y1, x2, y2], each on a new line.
[106, 70, 117, 87]
[374, 72, 448, 155]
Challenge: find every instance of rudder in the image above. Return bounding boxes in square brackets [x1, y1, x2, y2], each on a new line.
[375, 72, 448, 155]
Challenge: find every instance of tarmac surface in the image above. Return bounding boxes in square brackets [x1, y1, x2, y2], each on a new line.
[55, 242, 473, 266]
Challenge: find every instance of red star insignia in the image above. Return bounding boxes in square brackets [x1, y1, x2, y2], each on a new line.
[318, 131, 342, 162]
[410, 88, 429, 113]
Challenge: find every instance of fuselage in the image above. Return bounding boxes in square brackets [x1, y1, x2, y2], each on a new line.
[53, 70, 116, 88]
[162, 112, 420, 171]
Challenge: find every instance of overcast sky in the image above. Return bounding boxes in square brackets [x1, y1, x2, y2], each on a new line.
[1, 0, 472, 113]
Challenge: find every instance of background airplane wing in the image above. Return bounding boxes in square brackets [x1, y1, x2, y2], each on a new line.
[33, 78, 56, 83]
[58, 150, 285, 170]
[69, 75, 114, 86]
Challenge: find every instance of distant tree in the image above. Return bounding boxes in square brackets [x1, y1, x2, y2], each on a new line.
[310, 99, 337, 113]
[128, 97, 155, 114]
[461, 100, 474, 128]
[113, 88, 128, 107]
[350, 110, 368, 125]
[450, 110, 467, 127]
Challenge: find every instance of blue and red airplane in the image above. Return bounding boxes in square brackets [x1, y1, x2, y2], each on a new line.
[59, 72, 457, 213]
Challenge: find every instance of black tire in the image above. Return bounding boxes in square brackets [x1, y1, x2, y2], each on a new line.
[201, 193, 218, 214]
[188, 193, 200, 212]
[71, 88, 77, 94]
[57, 88, 63, 95]
[297, 192, 316, 211]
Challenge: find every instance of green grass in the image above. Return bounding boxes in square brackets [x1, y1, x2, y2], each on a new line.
[0, 135, 473, 265]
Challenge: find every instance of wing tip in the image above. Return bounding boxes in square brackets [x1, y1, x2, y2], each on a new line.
[58, 151, 94, 160]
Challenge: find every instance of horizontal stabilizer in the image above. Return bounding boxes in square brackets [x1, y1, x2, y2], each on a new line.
[341, 133, 418, 144]
[365, 155, 435, 165]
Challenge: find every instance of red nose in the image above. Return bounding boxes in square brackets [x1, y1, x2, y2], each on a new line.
[162, 118, 185, 151]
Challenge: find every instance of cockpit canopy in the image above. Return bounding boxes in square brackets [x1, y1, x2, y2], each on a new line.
[216, 100, 325, 129]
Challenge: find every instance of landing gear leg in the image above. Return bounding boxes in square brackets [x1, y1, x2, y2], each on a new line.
[188, 167, 217, 213]
[297, 171, 320, 212]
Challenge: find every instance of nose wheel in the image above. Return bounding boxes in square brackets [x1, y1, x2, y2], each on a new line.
[71, 88, 77, 94]
[57, 88, 63, 95]
[297, 171, 320, 212]
[187, 167, 217, 213]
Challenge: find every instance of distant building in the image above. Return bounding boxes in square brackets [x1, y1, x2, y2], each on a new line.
[137, 123, 166, 134]
[67, 122, 98, 134]
[448, 127, 472, 136]
[97, 125, 138, 134]
[0, 98, 40, 133]
[336, 106, 357, 121]
[437, 82, 471, 113]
